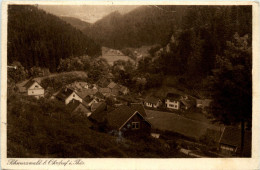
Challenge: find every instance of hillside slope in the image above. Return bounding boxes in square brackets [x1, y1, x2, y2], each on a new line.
[8, 5, 101, 72]
[82, 6, 188, 49]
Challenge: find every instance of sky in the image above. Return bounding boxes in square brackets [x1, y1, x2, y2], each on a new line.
[39, 5, 139, 23]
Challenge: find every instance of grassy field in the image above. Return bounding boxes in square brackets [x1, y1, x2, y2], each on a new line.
[146, 109, 224, 140]
[101, 47, 134, 65]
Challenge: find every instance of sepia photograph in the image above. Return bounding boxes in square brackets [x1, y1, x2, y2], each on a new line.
[1, 1, 260, 169]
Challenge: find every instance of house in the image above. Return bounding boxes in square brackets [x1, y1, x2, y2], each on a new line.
[82, 95, 99, 108]
[119, 85, 129, 95]
[67, 99, 91, 117]
[91, 102, 106, 112]
[77, 89, 98, 99]
[55, 88, 82, 105]
[107, 82, 120, 89]
[66, 81, 89, 91]
[144, 96, 162, 108]
[22, 79, 44, 99]
[99, 88, 111, 97]
[89, 102, 107, 124]
[89, 102, 107, 127]
[130, 103, 147, 117]
[165, 93, 182, 110]
[107, 105, 151, 132]
[180, 98, 196, 110]
[107, 82, 121, 96]
[219, 127, 251, 157]
[96, 77, 110, 88]
[94, 91, 105, 100]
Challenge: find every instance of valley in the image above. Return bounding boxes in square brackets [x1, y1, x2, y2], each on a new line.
[6, 4, 252, 159]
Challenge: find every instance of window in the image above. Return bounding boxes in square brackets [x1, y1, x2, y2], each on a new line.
[73, 94, 75, 97]
[132, 122, 140, 129]
[35, 85, 38, 88]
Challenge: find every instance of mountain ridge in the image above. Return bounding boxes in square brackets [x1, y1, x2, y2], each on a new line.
[60, 16, 91, 31]
[81, 6, 188, 49]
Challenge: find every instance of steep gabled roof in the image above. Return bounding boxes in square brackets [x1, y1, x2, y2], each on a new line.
[56, 88, 74, 102]
[95, 91, 105, 99]
[91, 102, 105, 111]
[67, 99, 82, 112]
[107, 105, 151, 130]
[130, 103, 147, 117]
[78, 89, 98, 99]
[144, 96, 160, 104]
[83, 95, 93, 103]
[96, 77, 110, 87]
[107, 105, 136, 129]
[107, 82, 118, 89]
[90, 102, 107, 123]
[220, 126, 251, 156]
[23, 79, 42, 89]
[99, 88, 111, 93]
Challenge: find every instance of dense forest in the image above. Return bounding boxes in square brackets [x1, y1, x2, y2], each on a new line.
[95, 6, 252, 89]
[8, 5, 101, 72]
[158, 6, 252, 77]
[82, 6, 188, 49]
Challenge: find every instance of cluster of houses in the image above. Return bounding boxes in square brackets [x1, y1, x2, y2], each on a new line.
[16, 77, 152, 134]
[15, 78, 251, 157]
[143, 92, 212, 112]
[144, 93, 197, 111]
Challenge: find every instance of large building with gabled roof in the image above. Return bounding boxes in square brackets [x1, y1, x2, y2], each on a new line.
[107, 105, 151, 132]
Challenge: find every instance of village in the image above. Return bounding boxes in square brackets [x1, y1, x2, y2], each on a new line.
[12, 57, 251, 158]
[5, 5, 253, 160]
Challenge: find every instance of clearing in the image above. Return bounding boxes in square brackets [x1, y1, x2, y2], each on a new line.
[101, 47, 134, 65]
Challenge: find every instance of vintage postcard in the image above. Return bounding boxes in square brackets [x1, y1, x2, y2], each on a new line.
[1, 1, 259, 169]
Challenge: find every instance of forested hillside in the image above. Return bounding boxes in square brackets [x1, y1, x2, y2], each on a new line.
[8, 5, 101, 72]
[106, 6, 251, 87]
[82, 6, 188, 49]
[158, 6, 252, 78]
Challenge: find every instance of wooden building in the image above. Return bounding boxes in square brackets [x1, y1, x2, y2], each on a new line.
[107, 105, 151, 133]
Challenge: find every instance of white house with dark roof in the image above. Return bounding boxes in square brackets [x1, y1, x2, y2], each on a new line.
[22, 79, 44, 99]
[144, 96, 162, 108]
[165, 93, 182, 110]
[55, 88, 82, 105]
